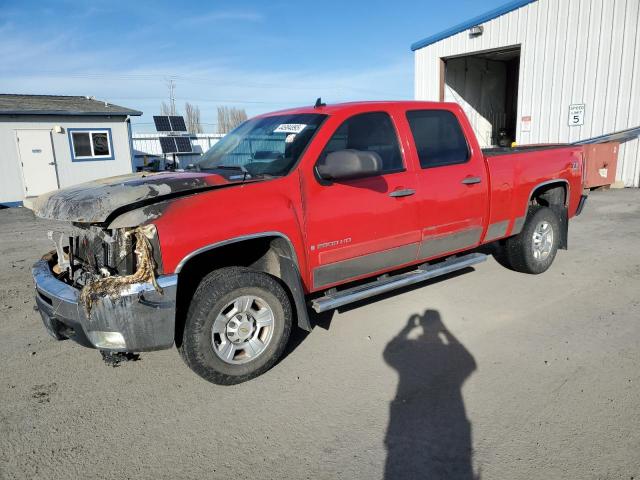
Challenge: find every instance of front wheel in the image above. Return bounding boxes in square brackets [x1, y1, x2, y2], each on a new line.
[503, 206, 560, 274]
[179, 267, 292, 385]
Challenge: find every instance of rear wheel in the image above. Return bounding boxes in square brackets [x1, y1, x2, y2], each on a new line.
[503, 206, 560, 274]
[179, 267, 292, 385]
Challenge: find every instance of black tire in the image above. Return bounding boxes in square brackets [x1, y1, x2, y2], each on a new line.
[490, 242, 513, 270]
[504, 206, 560, 274]
[178, 267, 292, 385]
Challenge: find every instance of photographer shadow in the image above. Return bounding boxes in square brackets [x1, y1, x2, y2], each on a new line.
[383, 309, 478, 479]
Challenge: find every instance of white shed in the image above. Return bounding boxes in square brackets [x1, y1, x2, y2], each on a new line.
[412, 0, 640, 186]
[0, 94, 142, 206]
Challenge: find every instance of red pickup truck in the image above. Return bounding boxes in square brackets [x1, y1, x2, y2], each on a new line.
[32, 100, 588, 384]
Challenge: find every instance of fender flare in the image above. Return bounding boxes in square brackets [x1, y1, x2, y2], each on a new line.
[175, 232, 312, 332]
[515, 180, 569, 249]
[526, 179, 570, 208]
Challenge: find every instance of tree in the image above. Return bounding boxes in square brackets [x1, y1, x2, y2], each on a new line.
[159, 102, 173, 116]
[184, 102, 203, 134]
[217, 106, 248, 134]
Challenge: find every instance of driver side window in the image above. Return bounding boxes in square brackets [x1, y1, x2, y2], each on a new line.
[319, 112, 404, 173]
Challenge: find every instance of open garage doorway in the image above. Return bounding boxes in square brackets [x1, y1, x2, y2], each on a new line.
[441, 46, 520, 147]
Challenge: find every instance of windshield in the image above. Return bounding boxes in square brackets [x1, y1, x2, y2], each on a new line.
[194, 113, 327, 177]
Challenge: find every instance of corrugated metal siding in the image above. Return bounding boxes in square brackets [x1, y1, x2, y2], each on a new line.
[414, 0, 640, 187]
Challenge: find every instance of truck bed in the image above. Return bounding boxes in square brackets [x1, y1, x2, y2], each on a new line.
[482, 125, 640, 156]
[482, 144, 584, 243]
[482, 144, 569, 156]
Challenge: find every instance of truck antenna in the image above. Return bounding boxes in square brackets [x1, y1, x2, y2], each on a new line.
[314, 97, 326, 108]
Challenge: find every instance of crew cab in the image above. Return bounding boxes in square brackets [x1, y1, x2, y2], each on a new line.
[31, 101, 589, 384]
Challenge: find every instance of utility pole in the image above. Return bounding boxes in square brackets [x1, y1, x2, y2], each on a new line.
[167, 79, 176, 115]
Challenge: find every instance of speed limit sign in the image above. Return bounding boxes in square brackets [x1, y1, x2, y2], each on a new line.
[568, 104, 585, 126]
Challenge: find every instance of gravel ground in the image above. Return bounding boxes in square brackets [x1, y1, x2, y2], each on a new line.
[1, 189, 639, 480]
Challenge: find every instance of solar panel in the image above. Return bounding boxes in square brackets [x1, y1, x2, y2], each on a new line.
[175, 137, 192, 153]
[159, 137, 177, 153]
[153, 116, 172, 132]
[169, 116, 187, 132]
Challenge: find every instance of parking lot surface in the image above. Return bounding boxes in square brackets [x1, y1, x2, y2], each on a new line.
[1, 189, 639, 479]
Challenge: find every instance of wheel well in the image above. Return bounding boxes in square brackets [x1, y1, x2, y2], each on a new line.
[530, 182, 567, 207]
[529, 181, 569, 250]
[174, 237, 306, 346]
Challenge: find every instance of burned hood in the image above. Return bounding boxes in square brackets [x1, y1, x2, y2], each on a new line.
[31, 171, 237, 223]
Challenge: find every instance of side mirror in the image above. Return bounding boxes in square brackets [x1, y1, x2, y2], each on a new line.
[316, 149, 382, 181]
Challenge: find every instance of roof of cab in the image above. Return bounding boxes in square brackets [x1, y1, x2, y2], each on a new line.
[256, 100, 454, 117]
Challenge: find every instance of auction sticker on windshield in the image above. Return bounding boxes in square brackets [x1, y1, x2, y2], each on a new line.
[274, 124, 307, 134]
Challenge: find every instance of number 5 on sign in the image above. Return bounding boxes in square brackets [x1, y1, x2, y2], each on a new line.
[568, 104, 585, 126]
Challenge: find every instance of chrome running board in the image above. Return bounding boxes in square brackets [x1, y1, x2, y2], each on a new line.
[311, 252, 487, 313]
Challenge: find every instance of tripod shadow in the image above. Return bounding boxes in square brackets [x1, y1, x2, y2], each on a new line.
[383, 310, 477, 479]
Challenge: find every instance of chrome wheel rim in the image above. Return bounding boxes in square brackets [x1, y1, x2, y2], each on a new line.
[532, 221, 554, 261]
[211, 295, 275, 365]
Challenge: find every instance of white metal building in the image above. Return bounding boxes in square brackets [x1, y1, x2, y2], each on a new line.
[412, 0, 640, 186]
[0, 94, 141, 206]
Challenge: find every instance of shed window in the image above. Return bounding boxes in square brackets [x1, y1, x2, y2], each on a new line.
[69, 129, 113, 160]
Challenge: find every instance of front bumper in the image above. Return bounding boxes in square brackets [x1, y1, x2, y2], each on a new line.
[33, 258, 178, 352]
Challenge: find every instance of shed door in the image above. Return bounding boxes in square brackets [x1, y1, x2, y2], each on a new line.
[16, 130, 59, 196]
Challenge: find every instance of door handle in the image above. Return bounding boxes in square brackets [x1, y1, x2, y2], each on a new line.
[389, 188, 416, 198]
[461, 176, 482, 185]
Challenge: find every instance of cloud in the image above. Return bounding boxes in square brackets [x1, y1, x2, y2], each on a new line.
[180, 10, 264, 26]
[2, 61, 412, 124]
[0, 58, 413, 132]
[0, 2, 111, 21]
[0, 9, 412, 133]
[0, 30, 71, 70]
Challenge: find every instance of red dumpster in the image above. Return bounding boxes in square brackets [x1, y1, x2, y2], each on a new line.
[583, 142, 619, 188]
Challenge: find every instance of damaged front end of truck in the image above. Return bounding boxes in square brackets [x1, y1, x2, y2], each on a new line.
[34, 221, 177, 352]
[28, 172, 210, 353]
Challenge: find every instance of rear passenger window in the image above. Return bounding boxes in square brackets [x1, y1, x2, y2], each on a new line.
[406, 110, 470, 168]
[319, 112, 404, 173]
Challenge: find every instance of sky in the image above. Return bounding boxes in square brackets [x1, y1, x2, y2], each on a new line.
[0, 0, 507, 132]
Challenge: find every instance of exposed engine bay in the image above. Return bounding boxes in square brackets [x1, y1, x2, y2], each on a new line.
[47, 224, 163, 314]
[29, 170, 222, 353]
